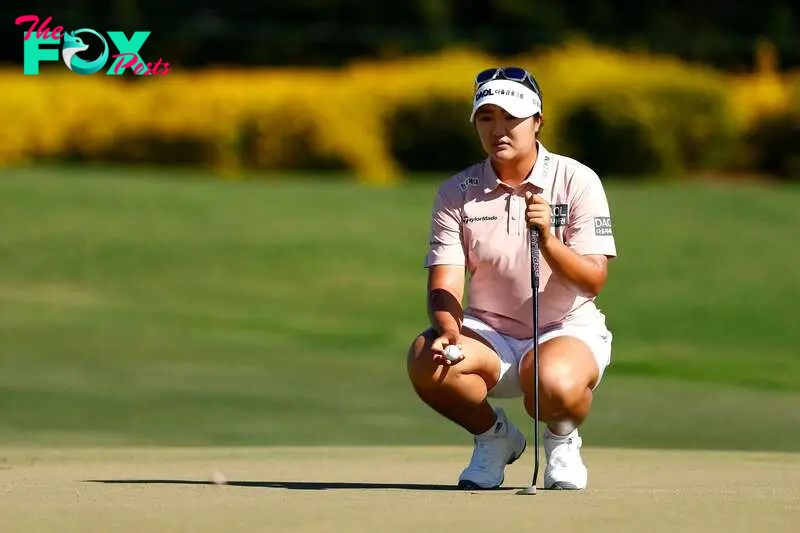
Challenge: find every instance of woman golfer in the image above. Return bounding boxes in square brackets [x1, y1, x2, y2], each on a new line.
[407, 67, 617, 490]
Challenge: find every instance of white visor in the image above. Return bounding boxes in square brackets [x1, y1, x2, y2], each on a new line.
[470, 79, 542, 122]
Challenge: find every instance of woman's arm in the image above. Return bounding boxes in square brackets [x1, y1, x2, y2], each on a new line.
[427, 264, 466, 340]
[540, 238, 608, 296]
[525, 192, 610, 297]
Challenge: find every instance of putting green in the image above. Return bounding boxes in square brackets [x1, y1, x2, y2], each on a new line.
[1, 446, 797, 532]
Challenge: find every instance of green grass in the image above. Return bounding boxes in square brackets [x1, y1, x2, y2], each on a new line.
[0, 167, 798, 450]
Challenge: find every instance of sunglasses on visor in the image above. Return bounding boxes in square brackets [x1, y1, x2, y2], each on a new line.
[474, 67, 543, 101]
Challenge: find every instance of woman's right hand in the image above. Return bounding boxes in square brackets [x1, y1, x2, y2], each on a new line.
[431, 332, 464, 366]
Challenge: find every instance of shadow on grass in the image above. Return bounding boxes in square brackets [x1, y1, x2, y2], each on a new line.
[85, 479, 525, 492]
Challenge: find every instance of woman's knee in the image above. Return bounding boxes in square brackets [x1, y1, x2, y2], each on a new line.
[538, 358, 585, 407]
[406, 329, 447, 390]
[520, 338, 597, 408]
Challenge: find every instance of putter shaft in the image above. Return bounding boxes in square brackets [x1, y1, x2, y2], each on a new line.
[529, 227, 541, 492]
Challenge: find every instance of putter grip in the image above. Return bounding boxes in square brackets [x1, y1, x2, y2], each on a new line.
[529, 228, 540, 290]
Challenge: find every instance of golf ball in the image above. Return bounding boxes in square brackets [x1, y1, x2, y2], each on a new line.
[443, 344, 462, 361]
[211, 469, 227, 485]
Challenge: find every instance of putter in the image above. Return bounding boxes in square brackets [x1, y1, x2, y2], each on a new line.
[517, 225, 540, 496]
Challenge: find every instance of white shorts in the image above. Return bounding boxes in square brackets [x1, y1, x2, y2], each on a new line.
[462, 314, 613, 399]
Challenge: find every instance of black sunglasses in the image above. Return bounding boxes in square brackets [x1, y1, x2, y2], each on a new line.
[474, 67, 543, 101]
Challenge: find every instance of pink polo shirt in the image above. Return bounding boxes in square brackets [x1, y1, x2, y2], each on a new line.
[424, 143, 617, 339]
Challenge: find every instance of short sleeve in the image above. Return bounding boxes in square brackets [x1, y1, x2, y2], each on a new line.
[423, 188, 466, 267]
[564, 169, 618, 257]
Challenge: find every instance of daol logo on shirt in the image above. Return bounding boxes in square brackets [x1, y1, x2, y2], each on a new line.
[594, 216, 613, 236]
[551, 204, 568, 227]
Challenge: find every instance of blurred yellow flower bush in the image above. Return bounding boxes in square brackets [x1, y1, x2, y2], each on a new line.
[0, 41, 796, 182]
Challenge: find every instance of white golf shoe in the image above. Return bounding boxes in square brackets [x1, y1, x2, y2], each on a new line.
[457, 408, 526, 490]
[543, 427, 588, 490]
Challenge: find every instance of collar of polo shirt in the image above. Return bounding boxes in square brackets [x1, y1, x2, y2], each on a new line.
[482, 141, 552, 193]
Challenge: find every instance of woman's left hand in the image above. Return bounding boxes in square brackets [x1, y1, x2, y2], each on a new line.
[525, 191, 551, 240]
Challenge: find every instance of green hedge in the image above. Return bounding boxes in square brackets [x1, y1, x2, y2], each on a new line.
[554, 85, 738, 178]
[740, 112, 800, 180]
[387, 97, 486, 173]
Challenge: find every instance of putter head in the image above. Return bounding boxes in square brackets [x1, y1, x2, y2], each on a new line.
[516, 485, 537, 495]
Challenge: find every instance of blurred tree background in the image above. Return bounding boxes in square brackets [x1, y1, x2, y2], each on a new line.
[1, 0, 798, 69]
[0, 1, 797, 182]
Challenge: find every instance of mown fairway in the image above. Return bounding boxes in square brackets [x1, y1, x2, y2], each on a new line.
[0, 168, 798, 450]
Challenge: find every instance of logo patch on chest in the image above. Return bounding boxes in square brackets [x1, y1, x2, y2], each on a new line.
[551, 204, 568, 227]
[464, 215, 498, 224]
